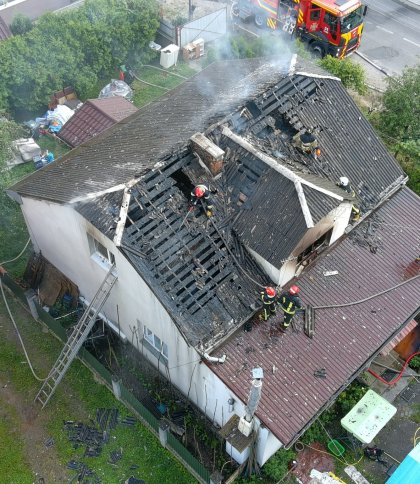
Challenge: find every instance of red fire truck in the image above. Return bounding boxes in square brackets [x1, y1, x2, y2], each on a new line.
[232, 0, 367, 58]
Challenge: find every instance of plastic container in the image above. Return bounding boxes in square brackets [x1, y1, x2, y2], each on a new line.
[160, 44, 180, 69]
[328, 439, 345, 457]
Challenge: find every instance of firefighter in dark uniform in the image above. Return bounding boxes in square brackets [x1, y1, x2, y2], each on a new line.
[190, 184, 214, 217]
[337, 176, 360, 221]
[279, 285, 302, 330]
[259, 287, 277, 321]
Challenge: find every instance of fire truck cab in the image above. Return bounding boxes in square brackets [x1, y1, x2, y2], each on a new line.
[232, 0, 367, 58]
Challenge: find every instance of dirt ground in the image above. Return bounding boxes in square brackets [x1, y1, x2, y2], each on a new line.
[0, 298, 70, 482]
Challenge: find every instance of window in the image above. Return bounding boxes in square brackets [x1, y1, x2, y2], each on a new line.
[324, 12, 338, 37]
[340, 6, 364, 33]
[87, 233, 115, 267]
[143, 325, 168, 362]
[310, 7, 321, 21]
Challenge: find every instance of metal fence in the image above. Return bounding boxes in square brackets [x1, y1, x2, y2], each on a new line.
[3, 276, 211, 484]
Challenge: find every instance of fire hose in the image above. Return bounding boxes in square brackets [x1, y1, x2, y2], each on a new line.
[368, 351, 420, 386]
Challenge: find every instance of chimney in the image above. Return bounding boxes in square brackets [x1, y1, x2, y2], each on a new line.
[238, 367, 263, 437]
[190, 133, 225, 177]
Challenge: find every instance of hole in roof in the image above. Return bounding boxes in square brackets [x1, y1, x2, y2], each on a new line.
[245, 101, 262, 118]
[171, 169, 194, 200]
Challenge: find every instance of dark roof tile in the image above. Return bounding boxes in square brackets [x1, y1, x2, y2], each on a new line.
[11, 58, 285, 203]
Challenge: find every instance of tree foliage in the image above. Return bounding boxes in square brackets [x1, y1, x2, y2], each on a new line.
[319, 55, 367, 95]
[10, 14, 33, 36]
[379, 65, 420, 147]
[0, 0, 160, 114]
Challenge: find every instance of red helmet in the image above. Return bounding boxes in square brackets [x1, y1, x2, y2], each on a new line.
[194, 186, 206, 198]
[265, 287, 276, 298]
[289, 285, 300, 295]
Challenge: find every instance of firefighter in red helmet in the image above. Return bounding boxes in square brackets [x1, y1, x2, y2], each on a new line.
[259, 286, 277, 321]
[189, 184, 214, 217]
[279, 285, 303, 330]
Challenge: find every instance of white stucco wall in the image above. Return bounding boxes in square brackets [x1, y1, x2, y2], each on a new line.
[247, 202, 352, 287]
[20, 195, 282, 465]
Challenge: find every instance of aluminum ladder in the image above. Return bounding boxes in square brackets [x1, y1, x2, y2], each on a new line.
[35, 264, 117, 408]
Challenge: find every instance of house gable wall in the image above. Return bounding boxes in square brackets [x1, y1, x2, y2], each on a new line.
[247, 202, 352, 286]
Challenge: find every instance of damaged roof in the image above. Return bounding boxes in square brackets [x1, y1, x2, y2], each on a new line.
[10, 58, 288, 203]
[10, 57, 409, 354]
[224, 73, 405, 210]
[209, 186, 420, 447]
[58, 98, 138, 148]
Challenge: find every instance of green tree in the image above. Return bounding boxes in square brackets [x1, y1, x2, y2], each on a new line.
[319, 55, 367, 95]
[10, 14, 33, 36]
[379, 65, 420, 149]
[0, 0, 160, 114]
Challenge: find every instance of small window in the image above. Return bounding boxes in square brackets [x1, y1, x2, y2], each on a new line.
[310, 8, 321, 21]
[144, 326, 154, 345]
[162, 342, 169, 359]
[143, 325, 168, 362]
[87, 233, 115, 266]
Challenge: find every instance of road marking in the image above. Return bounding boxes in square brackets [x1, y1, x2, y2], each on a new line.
[365, 20, 373, 25]
[376, 26, 393, 34]
[403, 37, 420, 48]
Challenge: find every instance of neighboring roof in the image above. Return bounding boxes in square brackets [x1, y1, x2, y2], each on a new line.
[209, 187, 420, 446]
[10, 58, 287, 203]
[0, 15, 11, 41]
[58, 98, 138, 147]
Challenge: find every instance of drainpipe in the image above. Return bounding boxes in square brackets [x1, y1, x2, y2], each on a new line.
[204, 353, 226, 364]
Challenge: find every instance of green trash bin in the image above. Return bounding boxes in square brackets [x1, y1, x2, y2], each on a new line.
[328, 439, 345, 457]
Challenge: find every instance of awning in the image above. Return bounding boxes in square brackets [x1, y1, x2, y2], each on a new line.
[387, 443, 420, 483]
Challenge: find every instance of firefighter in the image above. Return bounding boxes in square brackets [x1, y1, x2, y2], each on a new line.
[279, 285, 302, 330]
[337, 176, 356, 197]
[337, 177, 360, 222]
[189, 184, 214, 217]
[258, 287, 277, 321]
[292, 131, 319, 155]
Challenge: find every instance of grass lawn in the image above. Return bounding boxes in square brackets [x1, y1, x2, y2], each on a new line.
[132, 62, 198, 108]
[0, 290, 195, 483]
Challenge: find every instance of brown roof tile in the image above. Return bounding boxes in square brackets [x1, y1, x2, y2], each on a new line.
[209, 187, 420, 446]
[58, 98, 138, 147]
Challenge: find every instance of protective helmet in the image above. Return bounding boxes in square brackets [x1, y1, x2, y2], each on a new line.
[289, 285, 300, 295]
[194, 185, 206, 198]
[265, 287, 276, 298]
[339, 176, 349, 187]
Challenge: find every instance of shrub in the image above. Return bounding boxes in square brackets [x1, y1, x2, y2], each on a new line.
[409, 356, 420, 371]
[263, 448, 296, 481]
[10, 14, 33, 36]
[319, 55, 367, 95]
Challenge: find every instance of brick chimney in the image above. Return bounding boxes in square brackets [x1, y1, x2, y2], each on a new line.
[190, 133, 225, 177]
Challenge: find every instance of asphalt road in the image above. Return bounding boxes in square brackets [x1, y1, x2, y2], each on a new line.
[360, 0, 420, 75]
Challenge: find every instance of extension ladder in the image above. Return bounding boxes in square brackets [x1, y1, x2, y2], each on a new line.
[35, 265, 117, 408]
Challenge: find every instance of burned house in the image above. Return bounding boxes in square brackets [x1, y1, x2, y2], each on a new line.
[8, 57, 419, 465]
